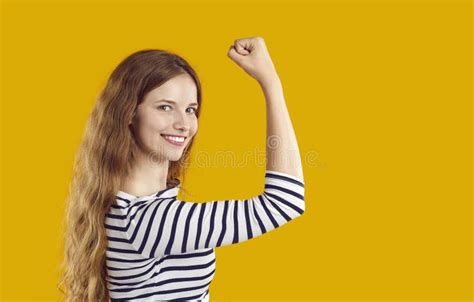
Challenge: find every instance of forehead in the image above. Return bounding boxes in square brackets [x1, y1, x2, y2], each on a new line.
[144, 73, 197, 104]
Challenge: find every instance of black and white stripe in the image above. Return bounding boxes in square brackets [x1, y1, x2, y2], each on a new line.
[105, 170, 305, 301]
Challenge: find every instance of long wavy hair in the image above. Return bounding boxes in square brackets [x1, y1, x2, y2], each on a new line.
[57, 49, 203, 301]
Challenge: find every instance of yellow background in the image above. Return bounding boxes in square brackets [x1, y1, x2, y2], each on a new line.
[1, 0, 472, 301]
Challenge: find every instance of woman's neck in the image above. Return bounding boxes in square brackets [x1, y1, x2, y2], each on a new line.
[120, 154, 169, 197]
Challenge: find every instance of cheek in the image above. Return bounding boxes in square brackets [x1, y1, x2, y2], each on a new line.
[136, 121, 166, 143]
[146, 114, 170, 131]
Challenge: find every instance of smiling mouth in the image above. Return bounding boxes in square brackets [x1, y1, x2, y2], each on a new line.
[161, 134, 187, 146]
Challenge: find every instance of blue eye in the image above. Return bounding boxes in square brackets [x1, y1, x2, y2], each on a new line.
[187, 107, 197, 114]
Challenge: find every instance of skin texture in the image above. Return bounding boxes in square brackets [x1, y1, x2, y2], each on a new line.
[121, 73, 199, 197]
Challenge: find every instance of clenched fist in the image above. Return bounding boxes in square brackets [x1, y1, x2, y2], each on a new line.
[227, 36, 279, 87]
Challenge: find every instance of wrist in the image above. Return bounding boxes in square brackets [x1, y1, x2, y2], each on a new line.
[258, 74, 282, 91]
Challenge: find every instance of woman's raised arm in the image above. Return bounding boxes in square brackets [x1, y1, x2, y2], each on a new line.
[228, 36, 304, 181]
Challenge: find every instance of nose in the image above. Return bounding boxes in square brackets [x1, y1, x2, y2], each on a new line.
[173, 111, 190, 133]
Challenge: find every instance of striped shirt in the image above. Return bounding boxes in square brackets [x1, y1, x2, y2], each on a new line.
[105, 170, 305, 301]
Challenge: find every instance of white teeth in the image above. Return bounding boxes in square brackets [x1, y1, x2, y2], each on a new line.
[164, 135, 185, 142]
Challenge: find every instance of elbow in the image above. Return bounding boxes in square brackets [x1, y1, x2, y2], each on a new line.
[299, 201, 306, 216]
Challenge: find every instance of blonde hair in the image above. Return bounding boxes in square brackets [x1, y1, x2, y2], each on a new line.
[58, 49, 203, 301]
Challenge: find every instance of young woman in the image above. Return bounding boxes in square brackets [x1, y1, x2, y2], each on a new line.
[59, 36, 305, 301]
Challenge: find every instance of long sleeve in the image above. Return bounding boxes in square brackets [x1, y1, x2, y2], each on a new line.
[127, 170, 305, 258]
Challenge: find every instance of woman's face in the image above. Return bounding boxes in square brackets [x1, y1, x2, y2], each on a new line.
[130, 73, 199, 162]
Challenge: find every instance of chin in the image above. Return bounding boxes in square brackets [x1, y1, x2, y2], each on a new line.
[150, 139, 189, 161]
[166, 151, 185, 162]
[168, 156, 182, 162]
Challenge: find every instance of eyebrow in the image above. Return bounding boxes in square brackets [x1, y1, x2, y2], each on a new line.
[155, 99, 199, 107]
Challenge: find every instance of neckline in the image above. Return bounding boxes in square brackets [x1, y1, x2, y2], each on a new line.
[116, 184, 180, 202]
